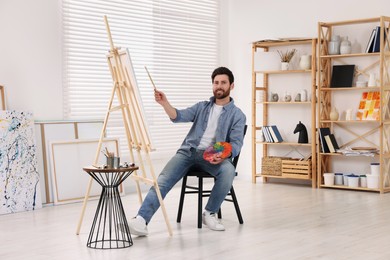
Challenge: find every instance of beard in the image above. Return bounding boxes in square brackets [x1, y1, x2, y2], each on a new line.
[213, 88, 230, 99]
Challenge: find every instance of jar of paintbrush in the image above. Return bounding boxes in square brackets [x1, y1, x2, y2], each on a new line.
[103, 148, 120, 169]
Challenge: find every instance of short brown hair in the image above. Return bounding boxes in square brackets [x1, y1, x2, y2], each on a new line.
[211, 67, 234, 84]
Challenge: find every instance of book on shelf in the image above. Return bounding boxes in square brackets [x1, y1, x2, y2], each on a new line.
[365, 28, 376, 53]
[318, 127, 331, 153]
[261, 125, 283, 143]
[324, 135, 334, 153]
[265, 126, 275, 142]
[261, 127, 269, 142]
[269, 125, 283, 142]
[329, 134, 340, 151]
[356, 91, 380, 120]
[367, 26, 388, 53]
[324, 134, 340, 153]
[372, 26, 381, 53]
[262, 126, 272, 142]
[330, 65, 355, 88]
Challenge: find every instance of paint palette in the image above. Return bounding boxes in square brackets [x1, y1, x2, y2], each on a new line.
[203, 142, 232, 162]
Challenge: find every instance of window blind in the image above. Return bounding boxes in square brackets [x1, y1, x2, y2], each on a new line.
[62, 0, 219, 159]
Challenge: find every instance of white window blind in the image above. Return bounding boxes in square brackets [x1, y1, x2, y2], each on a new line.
[62, 0, 219, 159]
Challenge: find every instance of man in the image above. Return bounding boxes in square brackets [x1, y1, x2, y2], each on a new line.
[129, 67, 246, 236]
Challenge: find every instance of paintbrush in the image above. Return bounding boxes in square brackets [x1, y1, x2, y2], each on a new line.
[144, 66, 157, 91]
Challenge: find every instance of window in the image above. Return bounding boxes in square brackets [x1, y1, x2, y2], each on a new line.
[62, 0, 219, 159]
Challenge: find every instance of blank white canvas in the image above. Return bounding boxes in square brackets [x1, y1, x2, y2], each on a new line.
[49, 138, 119, 205]
[34, 121, 104, 204]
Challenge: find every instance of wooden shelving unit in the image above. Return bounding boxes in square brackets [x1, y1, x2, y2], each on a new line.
[251, 39, 317, 187]
[317, 16, 390, 193]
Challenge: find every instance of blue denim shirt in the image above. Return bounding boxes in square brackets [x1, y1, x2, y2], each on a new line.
[171, 97, 246, 158]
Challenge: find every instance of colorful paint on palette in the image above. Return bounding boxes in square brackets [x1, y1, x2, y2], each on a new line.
[203, 142, 232, 162]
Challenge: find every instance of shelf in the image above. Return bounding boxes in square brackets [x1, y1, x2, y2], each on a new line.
[320, 52, 379, 58]
[320, 87, 381, 91]
[320, 184, 380, 192]
[320, 153, 379, 157]
[259, 101, 311, 105]
[253, 39, 314, 48]
[320, 120, 379, 123]
[317, 16, 390, 193]
[252, 38, 317, 187]
[255, 70, 311, 74]
[256, 141, 312, 146]
[319, 17, 380, 27]
[262, 174, 311, 180]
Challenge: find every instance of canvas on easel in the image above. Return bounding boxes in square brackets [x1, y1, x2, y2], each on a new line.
[76, 16, 172, 236]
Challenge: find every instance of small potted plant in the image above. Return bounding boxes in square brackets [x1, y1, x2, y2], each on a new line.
[278, 49, 297, 70]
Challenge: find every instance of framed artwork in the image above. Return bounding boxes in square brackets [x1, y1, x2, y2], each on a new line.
[0, 110, 42, 214]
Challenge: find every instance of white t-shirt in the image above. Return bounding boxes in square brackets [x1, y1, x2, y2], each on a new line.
[198, 103, 223, 149]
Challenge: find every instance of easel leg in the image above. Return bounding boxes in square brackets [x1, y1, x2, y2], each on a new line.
[154, 182, 173, 236]
[134, 175, 143, 204]
[76, 81, 116, 235]
[146, 155, 172, 236]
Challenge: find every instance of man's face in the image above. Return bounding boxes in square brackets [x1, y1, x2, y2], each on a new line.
[213, 74, 233, 99]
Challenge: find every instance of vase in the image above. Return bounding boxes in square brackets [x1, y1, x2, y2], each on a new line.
[299, 55, 311, 70]
[281, 62, 289, 71]
[294, 93, 301, 102]
[368, 73, 376, 87]
[328, 35, 340, 55]
[271, 92, 279, 102]
[284, 91, 292, 102]
[300, 89, 307, 102]
[340, 36, 352, 54]
[345, 109, 353, 120]
[330, 107, 339, 121]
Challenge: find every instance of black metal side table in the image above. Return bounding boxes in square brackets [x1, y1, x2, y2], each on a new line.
[83, 165, 138, 249]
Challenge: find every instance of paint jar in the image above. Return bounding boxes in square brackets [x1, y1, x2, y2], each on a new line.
[360, 175, 367, 188]
[348, 174, 359, 188]
[335, 173, 343, 185]
[107, 157, 120, 169]
[343, 173, 349, 186]
[323, 173, 335, 186]
[370, 163, 380, 176]
[367, 175, 379, 189]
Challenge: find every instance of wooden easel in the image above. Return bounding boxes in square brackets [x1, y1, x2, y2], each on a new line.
[76, 16, 173, 236]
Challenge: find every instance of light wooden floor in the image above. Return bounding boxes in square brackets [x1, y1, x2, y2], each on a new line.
[1, 179, 390, 260]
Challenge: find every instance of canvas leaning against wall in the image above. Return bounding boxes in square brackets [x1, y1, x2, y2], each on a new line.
[0, 110, 42, 214]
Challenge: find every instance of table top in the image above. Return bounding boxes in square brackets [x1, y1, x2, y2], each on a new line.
[83, 165, 139, 173]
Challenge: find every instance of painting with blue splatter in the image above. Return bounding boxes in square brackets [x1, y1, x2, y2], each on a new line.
[0, 110, 42, 214]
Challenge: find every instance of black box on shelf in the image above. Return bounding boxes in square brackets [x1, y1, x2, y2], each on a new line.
[330, 65, 355, 88]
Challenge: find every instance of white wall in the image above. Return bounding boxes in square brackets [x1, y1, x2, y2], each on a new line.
[222, 0, 388, 180]
[0, 0, 388, 182]
[0, 0, 62, 120]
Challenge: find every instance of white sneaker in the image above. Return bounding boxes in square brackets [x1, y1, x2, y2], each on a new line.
[202, 212, 225, 231]
[128, 216, 148, 236]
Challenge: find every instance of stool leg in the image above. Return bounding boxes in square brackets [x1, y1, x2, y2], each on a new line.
[213, 177, 222, 219]
[198, 176, 203, 229]
[177, 176, 188, 223]
[217, 208, 222, 219]
[230, 186, 244, 224]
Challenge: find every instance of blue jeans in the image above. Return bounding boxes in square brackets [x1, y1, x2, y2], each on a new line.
[137, 148, 236, 224]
